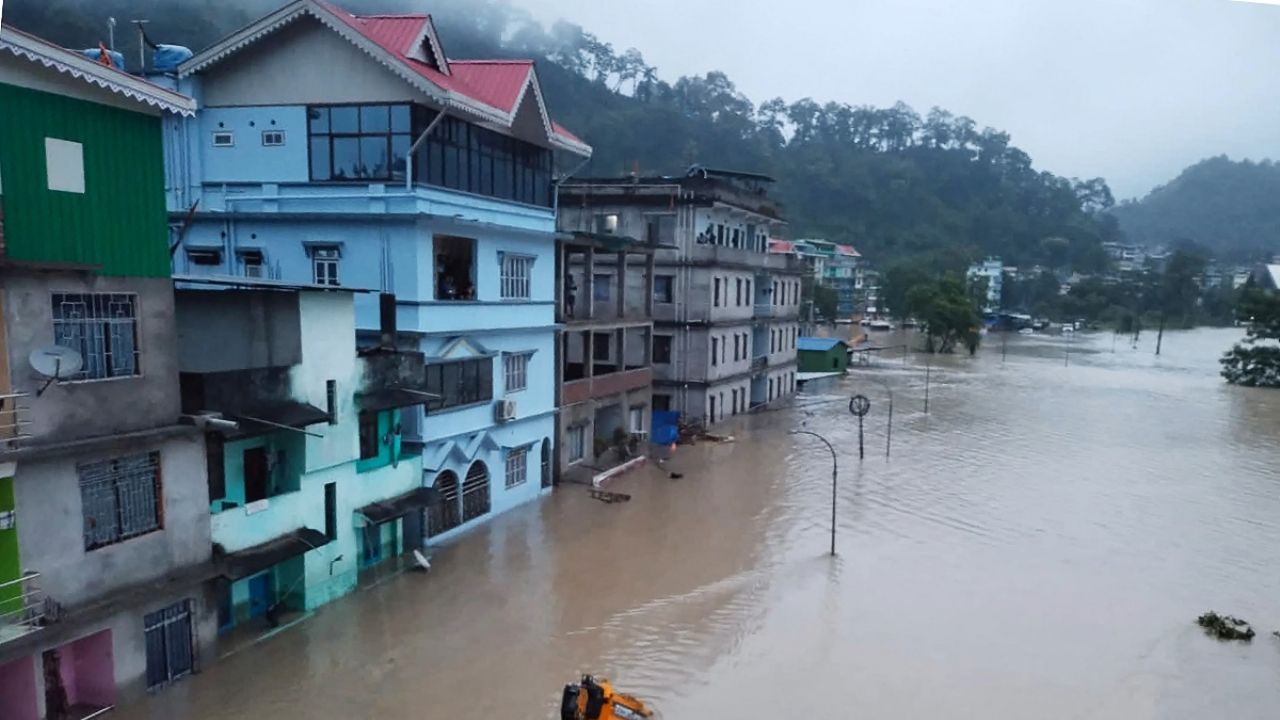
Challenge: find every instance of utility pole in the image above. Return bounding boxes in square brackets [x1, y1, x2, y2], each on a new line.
[923, 353, 931, 414]
[1155, 311, 1166, 356]
[132, 20, 149, 72]
[107, 18, 117, 51]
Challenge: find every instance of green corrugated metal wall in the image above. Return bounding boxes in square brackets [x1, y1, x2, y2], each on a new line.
[0, 83, 171, 277]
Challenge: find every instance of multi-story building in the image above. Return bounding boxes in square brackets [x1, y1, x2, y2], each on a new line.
[174, 282, 428, 638]
[555, 232, 655, 483]
[770, 238, 863, 320]
[163, 0, 589, 538]
[558, 168, 804, 425]
[967, 256, 1004, 315]
[0, 26, 213, 718]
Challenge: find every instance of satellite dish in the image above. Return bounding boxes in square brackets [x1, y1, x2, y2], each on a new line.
[30, 346, 83, 395]
[412, 549, 431, 572]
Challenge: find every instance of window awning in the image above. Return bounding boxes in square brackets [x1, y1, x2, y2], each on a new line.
[355, 388, 433, 413]
[224, 401, 331, 439]
[218, 528, 330, 580]
[356, 487, 440, 526]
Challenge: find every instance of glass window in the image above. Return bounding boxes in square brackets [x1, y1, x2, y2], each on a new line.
[80, 451, 161, 550]
[501, 254, 534, 300]
[568, 425, 585, 463]
[594, 274, 611, 302]
[654, 275, 674, 303]
[52, 293, 140, 380]
[330, 106, 359, 133]
[654, 335, 672, 363]
[308, 107, 329, 133]
[332, 137, 360, 179]
[505, 446, 528, 489]
[504, 352, 530, 393]
[359, 412, 379, 460]
[360, 105, 390, 133]
[309, 103, 412, 182]
[424, 358, 494, 412]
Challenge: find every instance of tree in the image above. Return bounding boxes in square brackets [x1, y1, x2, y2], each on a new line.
[1221, 289, 1280, 387]
[881, 262, 932, 319]
[905, 276, 982, 354]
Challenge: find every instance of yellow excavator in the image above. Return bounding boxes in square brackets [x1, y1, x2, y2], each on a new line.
[561, 675, 654, 720]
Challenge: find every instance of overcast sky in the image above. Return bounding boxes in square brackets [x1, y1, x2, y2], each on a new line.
[514, 0, 1280, 200]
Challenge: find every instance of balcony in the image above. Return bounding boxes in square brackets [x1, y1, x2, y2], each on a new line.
[753, 303, 775, 318]
[211, 488, 314, 554]
[751, 355, 768, 372]
[563, 367, 653, 406]
[0, 571, 48, 646]
[0, 391, 33, 452]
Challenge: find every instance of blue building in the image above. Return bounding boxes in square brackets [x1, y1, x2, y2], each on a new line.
[162, 0, 590, 542]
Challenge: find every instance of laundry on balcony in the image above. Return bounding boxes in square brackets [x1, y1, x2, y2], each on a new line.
[217, 528, 330, 580]
[356, 487, 440, 526]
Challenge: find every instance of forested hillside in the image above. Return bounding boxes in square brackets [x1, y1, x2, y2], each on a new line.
[1109, 156, 1280, 261]
[8, 0, 1122, 273]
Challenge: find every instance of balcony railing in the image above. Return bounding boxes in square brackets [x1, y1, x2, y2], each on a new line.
[0, 571, 49, 645]
[0, 392, 33, 451]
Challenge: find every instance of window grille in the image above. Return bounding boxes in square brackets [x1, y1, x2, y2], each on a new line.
[52, 293, 139, 381]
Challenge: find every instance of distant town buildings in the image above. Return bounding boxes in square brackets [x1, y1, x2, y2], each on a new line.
[768, 239, 864, 320]
[559, 168, 804, 425]
[966, 257, 1004, 314]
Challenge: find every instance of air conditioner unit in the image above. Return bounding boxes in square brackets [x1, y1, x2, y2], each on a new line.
[495, 398, 517, 422]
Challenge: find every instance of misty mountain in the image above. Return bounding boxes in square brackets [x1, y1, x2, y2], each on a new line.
[6, 0, 1121, 273]
[1109, 156, 1280, 261]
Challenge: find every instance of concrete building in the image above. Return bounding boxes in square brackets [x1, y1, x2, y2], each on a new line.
[0, 26, 214, 718]
[770, 239, 863, 320]
[162, 0, 590, 540]
[558, 168, 804, 425]
[174, 283, 429, 638]
[967, 257, 1004, 315]
[555, 232, 655, 484]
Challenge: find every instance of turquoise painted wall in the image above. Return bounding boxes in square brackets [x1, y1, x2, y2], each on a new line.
[213, 432, 305, 512]
[356, 409, 403, 474]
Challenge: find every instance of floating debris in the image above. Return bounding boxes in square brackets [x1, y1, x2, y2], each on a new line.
[1197, 611, 1255, 641]
[589, 489, 631, 504]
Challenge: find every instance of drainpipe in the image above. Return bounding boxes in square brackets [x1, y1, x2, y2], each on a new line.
[405, 110, 448, 191]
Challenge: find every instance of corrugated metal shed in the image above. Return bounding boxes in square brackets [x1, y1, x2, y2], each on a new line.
[798, 337, 846, 352]
[0, 83, 171, 277]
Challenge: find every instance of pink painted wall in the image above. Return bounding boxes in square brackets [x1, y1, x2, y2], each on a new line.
[0, 656, 39, 720]
[64, 629, 116, 707]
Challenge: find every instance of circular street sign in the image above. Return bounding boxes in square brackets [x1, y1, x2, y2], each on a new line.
[849, 394, 871, 417]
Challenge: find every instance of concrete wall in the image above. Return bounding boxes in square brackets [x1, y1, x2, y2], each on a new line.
[3, 582, 218, 716]
[13, 433, 210, 608]
[196, 106, 310, 184]
[174, 289, 302, 372]
[4, 274, 181, 443]
[704, 323, 755, 382]
[198, 17, 419, 108]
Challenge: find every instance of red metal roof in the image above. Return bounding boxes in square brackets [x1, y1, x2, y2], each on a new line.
[449, 60, 533, 114]
[314, 1, 581, 146]
[836, 244, 861, 257]
[768, 239, 795, 254]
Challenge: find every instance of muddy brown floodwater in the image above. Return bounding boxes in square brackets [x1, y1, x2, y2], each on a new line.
[116, 327, 1280, 719]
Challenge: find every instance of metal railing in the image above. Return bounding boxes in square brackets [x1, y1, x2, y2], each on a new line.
[0, 571, 48, 643]
[0, 391, 32, 450]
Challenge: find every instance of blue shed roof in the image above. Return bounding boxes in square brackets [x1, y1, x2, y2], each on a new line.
[797, 337, 847, 352]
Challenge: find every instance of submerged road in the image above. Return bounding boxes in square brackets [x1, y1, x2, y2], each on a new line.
[116, 327, 1280, 719]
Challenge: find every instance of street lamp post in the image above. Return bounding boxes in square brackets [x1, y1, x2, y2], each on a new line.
[866, 378, 894, 459]
[790, 430, 838, 556]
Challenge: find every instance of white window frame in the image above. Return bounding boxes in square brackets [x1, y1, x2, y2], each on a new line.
[311, 246, 340, 286]
[499, 253, 534, 300]
[505, 446, 528, 489]
[503, 352, 531, 394]
[261, 130, 285, 147]
[212, 131, 234, 147]
[567, 425, 586, 463]
[629, 405, 645, 433]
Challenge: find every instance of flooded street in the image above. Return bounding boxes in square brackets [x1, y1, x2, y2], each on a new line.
[117, 327, 1280, 719]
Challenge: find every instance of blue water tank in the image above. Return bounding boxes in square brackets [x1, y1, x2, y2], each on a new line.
[152, 45, 194, 72]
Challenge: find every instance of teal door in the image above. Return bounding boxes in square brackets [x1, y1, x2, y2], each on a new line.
[247, 574, 272, 619]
